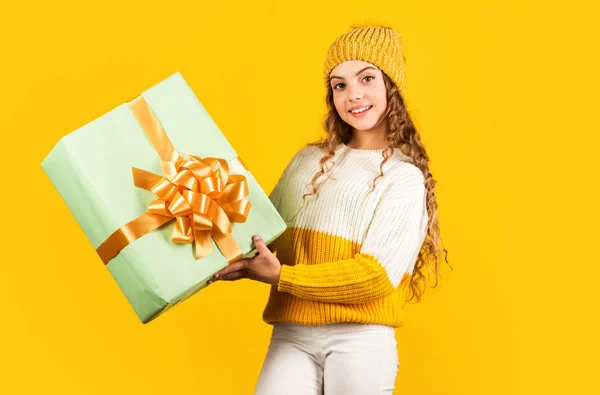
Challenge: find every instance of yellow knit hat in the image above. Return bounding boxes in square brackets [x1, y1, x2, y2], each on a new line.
[323, 24, 407, 95]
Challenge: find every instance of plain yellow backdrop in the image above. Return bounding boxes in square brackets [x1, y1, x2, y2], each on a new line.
[1, 0, 598, 394]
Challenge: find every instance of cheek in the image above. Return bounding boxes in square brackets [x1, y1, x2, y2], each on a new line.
[333, 95, 346, 116]
[373, 85, 387, 106]
[373, 92, 387, 112]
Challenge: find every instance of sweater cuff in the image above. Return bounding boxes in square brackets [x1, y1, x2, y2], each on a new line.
[277, 264, 296, 293]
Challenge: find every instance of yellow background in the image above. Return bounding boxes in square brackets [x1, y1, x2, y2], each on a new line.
[1, 0, 597, 394]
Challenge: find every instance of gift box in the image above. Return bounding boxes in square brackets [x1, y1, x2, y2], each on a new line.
[41, 72, 287, 324]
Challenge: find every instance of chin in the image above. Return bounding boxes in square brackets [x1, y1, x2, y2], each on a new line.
[345, 119, 378, 131]
[354, 123, 378, 131]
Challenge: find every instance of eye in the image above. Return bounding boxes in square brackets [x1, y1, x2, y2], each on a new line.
[332, 76, 375, 90]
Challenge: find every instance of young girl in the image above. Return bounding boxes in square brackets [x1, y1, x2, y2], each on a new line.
[209, 24, 449, 395]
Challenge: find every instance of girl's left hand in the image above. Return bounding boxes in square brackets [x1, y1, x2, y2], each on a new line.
[207, 235, 281, 286]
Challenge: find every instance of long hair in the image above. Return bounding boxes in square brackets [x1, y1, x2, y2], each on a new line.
[292, 71, 450, 302]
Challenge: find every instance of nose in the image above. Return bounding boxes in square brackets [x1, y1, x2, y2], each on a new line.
[348, 84, 364, 101]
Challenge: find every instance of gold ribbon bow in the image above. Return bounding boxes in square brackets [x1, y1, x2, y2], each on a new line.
[95, 96, 251, 265]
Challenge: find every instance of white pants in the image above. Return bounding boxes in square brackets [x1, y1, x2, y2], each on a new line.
[254, 322, 400, 395]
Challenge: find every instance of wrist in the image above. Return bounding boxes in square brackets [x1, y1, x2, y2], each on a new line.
[271, 265, 281, 286]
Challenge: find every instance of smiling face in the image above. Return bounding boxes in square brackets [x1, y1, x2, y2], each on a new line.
[329, 60, 389, 139]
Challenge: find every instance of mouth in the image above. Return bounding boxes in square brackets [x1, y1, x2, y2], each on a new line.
[348, 105, 373, 117]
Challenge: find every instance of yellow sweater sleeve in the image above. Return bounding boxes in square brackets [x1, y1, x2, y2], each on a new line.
[277, 253, 396, 304]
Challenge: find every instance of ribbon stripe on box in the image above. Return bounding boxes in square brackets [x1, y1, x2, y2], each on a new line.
[96, 96, 252, 265]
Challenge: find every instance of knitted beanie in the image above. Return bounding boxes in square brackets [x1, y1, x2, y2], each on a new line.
[323, 24, 407, 95]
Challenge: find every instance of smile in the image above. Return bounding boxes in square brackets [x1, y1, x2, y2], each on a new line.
[349, 105, 372, 117]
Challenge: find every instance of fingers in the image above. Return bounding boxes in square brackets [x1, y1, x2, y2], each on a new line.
[206, 236, 268, 286]
[212, 259, 249, 279]
[253, 235, 269, 254]
[218, 270, 247, 282]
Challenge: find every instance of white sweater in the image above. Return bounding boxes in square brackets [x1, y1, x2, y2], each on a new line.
[263, 143, 429, 327]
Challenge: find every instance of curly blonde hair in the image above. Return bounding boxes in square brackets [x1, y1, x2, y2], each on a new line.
[292, 71, 450, 302]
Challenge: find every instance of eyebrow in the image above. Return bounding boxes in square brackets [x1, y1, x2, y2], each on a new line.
[329, 66, 378, 82]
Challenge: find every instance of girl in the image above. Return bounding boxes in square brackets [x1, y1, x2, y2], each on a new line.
[208, 24, 449, 395]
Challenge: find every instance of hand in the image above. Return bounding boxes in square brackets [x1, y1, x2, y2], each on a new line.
[207, 235, 281, 286]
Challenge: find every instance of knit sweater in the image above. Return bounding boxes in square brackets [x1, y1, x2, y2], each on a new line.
[262, 143, 429, 328]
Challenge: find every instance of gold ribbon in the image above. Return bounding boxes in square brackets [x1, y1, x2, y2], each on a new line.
[95, 96, 251, 265]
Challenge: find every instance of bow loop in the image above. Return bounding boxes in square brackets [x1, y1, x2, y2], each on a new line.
[147, 199, 171, 217]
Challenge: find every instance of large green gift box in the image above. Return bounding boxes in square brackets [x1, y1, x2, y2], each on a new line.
[41, 72, 287, 324]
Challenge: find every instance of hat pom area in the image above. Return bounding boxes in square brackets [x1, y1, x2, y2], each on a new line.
[349, 21, 396, 31]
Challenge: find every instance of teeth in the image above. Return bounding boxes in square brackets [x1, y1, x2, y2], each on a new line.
[351, 106, 371, 114]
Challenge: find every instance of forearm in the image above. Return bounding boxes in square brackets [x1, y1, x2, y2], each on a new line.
[276, 254, 396, 304]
